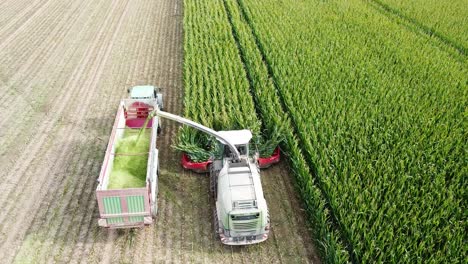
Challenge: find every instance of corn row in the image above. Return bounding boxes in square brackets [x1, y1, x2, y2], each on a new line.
[239, 0, 467, 262]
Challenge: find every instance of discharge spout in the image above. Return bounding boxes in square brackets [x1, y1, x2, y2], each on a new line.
[153, 109, 241, 160]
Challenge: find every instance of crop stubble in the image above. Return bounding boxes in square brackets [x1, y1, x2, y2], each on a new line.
[0, 0, 318, 263]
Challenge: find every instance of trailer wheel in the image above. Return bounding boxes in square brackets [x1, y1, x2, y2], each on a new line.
[151, 202, 158, 218]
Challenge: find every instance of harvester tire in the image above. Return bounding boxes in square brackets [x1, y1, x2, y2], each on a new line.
[213, 208, 219, 236]
[209, 165, 217, 199]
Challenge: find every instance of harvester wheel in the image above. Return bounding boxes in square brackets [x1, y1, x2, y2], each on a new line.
[213, 207, 219, 236]
[209, 165, 217, 199]
[267, 209, 270, 226]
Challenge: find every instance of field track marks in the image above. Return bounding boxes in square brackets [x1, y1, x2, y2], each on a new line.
[0, 0, 116, 223]
[0, 0, 122, 213]
[16, 0, 131, 260]
[62, 3, 153, 263]
[10, 7, 126, 264]
[0, 0, 77, 92]
[0, 1, 71, 71]
[100, 231, 117, 264]
[0, 0, 71, 110]
[0, 1, 64, 70]
[0, 0, 104, 176]
[0, 1, 131, 261]
[366, 0, 466, 59]
[0, 0, 49, 41]
[0, 0, 33, 28]
[41, 2, 134, 261]
[0, 0, 77, 112]
[267, 164, 319, 263]
[0, 6, 114, 252]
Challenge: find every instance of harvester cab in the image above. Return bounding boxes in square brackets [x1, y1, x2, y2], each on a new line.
[217, 130, 252, 161]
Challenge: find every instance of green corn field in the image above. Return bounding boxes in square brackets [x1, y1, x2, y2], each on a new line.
[178, 0, 284, 161]
[373, 0, 467, 54]
[182, 0, 467, 263]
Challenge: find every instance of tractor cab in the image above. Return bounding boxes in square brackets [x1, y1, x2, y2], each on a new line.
[128, 85, 164, 110]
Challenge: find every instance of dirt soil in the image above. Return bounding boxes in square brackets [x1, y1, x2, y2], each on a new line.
[0, 0, 320, 263]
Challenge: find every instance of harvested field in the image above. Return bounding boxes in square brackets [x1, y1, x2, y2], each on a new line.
[0, 0, 319, 263]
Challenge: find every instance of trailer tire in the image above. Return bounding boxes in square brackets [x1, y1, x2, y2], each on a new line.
[151, 202, 158, 218]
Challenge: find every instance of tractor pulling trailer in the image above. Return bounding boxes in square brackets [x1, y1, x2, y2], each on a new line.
[96, 86, 162, 228]
[96, 86, 279, 245]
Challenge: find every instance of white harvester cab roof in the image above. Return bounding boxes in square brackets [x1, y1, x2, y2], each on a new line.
[216, 130, 252, 145]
